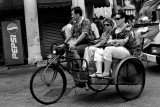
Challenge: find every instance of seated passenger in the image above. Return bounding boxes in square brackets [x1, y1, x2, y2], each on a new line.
[61, 19, 74, 39]
[82, 18, 114, 69]
[90, 12, 134, 78]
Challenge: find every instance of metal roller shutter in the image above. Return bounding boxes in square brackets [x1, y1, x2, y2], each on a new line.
[0, 26, 5, 64]
[39, 7, 71, 57]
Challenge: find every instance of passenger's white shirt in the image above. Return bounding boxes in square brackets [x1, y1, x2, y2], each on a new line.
[91, 23, 100, 38]
[62, 23, 72, 38]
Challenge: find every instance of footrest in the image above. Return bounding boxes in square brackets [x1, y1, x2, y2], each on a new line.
[72, 71, 88, 81]
[90, 78, 110, 85]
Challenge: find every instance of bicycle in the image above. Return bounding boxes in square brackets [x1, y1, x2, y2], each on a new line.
[30, 43, 145, 105]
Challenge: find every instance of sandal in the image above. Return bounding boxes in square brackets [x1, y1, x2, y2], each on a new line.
[89, 73, 102, 78]
[97, 73, 109, 78]
[96, 73, 103, 77]
[89, 73, 96, 77]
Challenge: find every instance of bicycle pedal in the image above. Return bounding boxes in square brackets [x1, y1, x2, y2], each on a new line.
[85, 83, 89, 91]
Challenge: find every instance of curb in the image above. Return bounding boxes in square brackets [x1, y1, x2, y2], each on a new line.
[0, 66, 8, 72]
[0, 64, 37, 73]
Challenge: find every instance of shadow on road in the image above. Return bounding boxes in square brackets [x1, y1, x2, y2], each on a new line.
[144, 62, 160, 76]
[70, 87, 126, 105]
[0, 66, 40, 78]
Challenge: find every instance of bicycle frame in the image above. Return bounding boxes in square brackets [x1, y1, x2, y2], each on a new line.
[48, 44, 90, 82]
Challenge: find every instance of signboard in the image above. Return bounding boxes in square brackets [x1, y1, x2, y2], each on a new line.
[1, 20, 24, 65]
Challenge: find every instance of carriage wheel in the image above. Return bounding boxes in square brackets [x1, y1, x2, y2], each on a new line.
[115, 57, 145, 101]
[87, 83, 109, 92]
[30, 66, 67, 105]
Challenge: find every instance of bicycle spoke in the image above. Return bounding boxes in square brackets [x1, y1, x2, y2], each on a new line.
[30, 66, 66, 105]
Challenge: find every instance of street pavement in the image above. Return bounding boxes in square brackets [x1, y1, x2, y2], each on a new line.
[0, 65, 40, 107]
[0, 62, 160, 107]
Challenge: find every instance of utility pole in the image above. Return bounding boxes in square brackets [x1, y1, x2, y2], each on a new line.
[112, 0, 118, 14]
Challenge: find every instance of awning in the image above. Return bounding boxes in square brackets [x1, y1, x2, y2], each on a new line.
[0, 0, 23, 10]
[0, 0, 110, 10]
[38, 0, 72, 8]
[139, 0, 160, 16]
[85, 0, 110, 8]
[0, 0, 72, 10]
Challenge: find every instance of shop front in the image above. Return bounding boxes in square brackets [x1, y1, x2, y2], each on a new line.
[38, 7, 71, 58]
[0, 0, 72, 65]
[0, 0, 110, 65]
[1, 20, 24, 65]
[0, 9, 27, 65]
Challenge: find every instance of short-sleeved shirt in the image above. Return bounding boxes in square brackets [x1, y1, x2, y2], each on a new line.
[112, 28, 134, 51]
[71, 17, 95, 45]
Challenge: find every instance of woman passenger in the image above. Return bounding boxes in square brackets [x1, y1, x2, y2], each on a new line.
[90, 12, 133, 78]
[82, 18, 114, 70]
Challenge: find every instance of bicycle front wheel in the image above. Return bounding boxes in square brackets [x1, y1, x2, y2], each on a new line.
[30, 66, 67, 105]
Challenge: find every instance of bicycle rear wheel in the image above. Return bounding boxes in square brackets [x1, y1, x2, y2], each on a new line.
[115, 58, 145, 101]
[30, 66, 67, 105]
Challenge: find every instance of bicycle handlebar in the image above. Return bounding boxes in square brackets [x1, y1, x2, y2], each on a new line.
[54, 43, 69, 55]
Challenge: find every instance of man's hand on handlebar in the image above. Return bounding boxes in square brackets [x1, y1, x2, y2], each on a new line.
[69, 44, 76, 50]
[58, 43, 68, 48]
[58, 43, 76, 50]
[58, 44, 65, 48]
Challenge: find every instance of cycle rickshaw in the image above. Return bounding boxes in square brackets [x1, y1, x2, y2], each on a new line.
[30, 41, 145, 105]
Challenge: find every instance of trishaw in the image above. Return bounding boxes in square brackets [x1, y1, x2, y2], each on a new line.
[30, 42, 145, 105]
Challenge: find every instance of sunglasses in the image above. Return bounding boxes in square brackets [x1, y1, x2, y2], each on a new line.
[104, 24, 110, 27]
[115, 18, 121, 20]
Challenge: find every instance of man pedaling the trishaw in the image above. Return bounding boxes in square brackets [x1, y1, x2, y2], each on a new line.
[59, 6, 95, 88]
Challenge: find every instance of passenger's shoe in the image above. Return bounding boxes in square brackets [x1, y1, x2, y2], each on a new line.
[89, 73, 97, 77]
[97, 73, 109, 78]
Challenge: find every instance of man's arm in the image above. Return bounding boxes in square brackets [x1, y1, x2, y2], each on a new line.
[64, 34, 72, 44]
[74, 32, 86, 45]
[64, 25, 73, 44]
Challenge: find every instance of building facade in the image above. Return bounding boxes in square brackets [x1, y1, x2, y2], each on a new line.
[0, 0, 110, 65]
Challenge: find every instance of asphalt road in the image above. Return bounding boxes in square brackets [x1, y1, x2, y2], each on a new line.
[0, 62, 160, 107]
